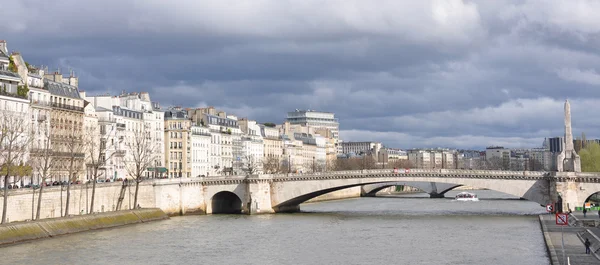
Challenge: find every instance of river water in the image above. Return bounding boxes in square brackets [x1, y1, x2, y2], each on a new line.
[3, 190, 549, 265]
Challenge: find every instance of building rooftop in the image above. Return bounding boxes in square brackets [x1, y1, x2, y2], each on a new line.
[0, 69, 21, 80]
[164, 109, 188, 119]
[289, 109, 334, 114]
[44, 79, 81, 99]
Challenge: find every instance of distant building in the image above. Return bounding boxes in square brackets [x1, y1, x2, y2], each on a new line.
[286, 109, 341, 153]
[548, 137, 564, 153]
[341, 142, 383, 157]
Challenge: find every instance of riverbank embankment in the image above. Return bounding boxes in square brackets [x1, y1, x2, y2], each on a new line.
[538, 214, 600, 264]
[0, 208, 168, 247]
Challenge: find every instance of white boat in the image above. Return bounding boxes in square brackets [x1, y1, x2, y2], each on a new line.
[455, 192, 479, 201]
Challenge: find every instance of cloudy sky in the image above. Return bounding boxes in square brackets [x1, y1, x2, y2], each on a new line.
[2, 0, 600, 150]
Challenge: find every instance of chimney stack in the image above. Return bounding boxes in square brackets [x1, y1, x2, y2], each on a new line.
[0, 40, 7, 55]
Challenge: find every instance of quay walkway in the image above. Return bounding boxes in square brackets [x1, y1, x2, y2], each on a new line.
[540, 213, 600, 265]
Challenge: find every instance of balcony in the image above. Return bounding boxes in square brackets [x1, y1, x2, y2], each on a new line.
[98, 117, 116, 123]
[53, 152, 85, 158]
[116, 123, 126, 130]
[51, 102, 84, 112]
[114, 150, 126, 157]
[30, 100, 51, 108]
[0, 89, 28, 100]
[192, 131, 211, 137]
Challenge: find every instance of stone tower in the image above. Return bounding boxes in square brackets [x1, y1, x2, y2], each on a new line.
[556, 99, 581, 172]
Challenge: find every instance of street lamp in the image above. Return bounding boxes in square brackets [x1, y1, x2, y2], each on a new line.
[288, 154, 291, 174]
[312, 156, 316, 173]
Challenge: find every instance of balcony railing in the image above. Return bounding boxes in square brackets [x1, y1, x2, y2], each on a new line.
[114, 150, 126, 156]
[98, 117, 116, 123]
[51, 102, 84, 112]
[0, 89, 28, 100]
[30, 100, 51, 107]
[192, 131, 211, 137]
[53, 152, 85, 158]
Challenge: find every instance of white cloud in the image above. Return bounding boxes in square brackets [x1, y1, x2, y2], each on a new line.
[340, 129, 543, 149]
[555, 68, 600, 86]
[500, 0, 600, 35]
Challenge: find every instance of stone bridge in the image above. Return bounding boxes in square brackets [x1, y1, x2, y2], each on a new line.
[151, 169, 600, 215]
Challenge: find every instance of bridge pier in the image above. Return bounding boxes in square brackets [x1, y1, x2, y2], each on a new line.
[429, 192, 445, 198]
[273, 205, 301, 213]
[244, 176, 275, 214]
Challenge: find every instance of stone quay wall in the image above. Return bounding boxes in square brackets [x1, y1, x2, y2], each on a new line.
[0, 178, 363, 223]
[0, 208, 168, 247]
[0, 182, 157, 223]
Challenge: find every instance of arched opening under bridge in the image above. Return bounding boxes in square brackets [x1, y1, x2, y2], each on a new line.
[211, 191, 243, 214]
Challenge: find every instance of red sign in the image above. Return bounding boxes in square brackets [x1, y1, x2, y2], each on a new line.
[556, 213, 568, 226]
[393, 168, 399, 174]
[546, 204, 553, 213]
[404, 168, 410, 174]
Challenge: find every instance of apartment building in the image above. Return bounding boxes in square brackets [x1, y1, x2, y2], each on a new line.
[190, 125, 211, 177]
[86, 92, 165, 179]
[164, 108, 191, 178]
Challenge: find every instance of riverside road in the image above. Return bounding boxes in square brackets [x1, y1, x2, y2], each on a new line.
[3, 190, 550, 265]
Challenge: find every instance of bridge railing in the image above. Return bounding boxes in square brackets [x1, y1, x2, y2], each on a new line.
[268, 168, 549, 179]
[144, 168, 600, 183]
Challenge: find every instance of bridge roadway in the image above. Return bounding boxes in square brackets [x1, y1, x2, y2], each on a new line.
[150, 168, 600, 214]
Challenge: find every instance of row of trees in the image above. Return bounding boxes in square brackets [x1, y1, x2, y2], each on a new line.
[260, 155, 414, 174]
[0, 109, 157, 224]
[580, 143, 600, 172]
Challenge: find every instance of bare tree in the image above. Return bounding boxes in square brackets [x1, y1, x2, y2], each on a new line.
[485, 157, 505, 170]
[29, 121, 54, 220]
[388, 159, 413, 169]
[325, 158, 337, 172]
[62, 127, 85, 217]
[360, 155, 377, 170]
[124, 124, 157, 208]
[84, 124, 115, 213]
[528, 157, 544, 171]
[262, 156, 280, 174]
[0, 109, 31, 224]
[241, 154, 261, 175]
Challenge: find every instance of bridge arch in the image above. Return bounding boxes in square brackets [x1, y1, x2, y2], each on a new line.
[582, 191, 600, 209]
[211, 191, 242, 214]
[270, 173, 554, 212]
[361, 182, 462, 198]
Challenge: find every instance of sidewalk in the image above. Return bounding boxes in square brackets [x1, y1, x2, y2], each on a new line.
[539, 214, 599, 265]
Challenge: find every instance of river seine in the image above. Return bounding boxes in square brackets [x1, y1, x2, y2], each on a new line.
[3, 190, 549, 265]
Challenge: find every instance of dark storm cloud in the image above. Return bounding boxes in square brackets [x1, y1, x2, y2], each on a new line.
[2, 0, 600, 149]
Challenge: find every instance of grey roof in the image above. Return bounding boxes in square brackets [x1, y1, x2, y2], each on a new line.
[164, 109, 188, 119]
[44, 79, 81, 99]
[0, 69, 21, 80]
[95, 106, 112, 112]
[28, 72, 42, 78]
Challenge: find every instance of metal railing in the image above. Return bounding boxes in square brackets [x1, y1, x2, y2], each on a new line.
[30, 100, 51, 107]
[0, 89, 27, 100]
[51, 102, 84, 112]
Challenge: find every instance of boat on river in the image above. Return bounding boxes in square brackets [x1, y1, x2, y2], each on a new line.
[455, 192, 479, 201]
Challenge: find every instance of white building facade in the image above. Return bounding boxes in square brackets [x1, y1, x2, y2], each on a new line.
[190, 125, 211, 177]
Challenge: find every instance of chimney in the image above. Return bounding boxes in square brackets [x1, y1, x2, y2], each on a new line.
[0, 40, 7, 54]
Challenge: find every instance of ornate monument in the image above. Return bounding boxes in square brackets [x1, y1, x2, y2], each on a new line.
[556, 99, 581, 172]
